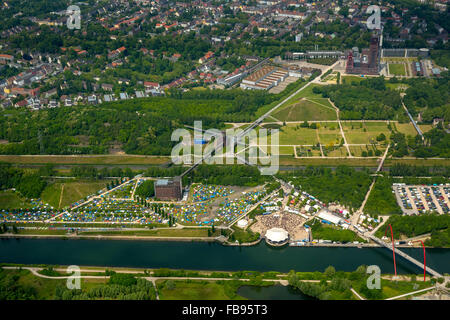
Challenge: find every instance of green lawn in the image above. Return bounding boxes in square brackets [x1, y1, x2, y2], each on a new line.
[0, 191, 32, 209]
[278, 126, 319, 145]
[41, 179, 108, 209]
[389, 63, 406, 76]
[342, 122, 390, 144]
[0, 268, 65, 300]
[395, 123, 419, 137]
[272, 99, 337, 122]
[156, 280, 246, 300]
[356, 278, 433, 300]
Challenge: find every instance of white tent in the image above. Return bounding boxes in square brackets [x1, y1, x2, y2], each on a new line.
[265, 228, 289, 243]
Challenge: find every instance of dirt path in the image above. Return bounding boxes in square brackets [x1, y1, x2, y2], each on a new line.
[58, 184, 64, 209]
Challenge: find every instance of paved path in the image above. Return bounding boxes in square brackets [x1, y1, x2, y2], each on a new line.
[351, 288, 365, 300]
[385, 286, 435, 300]
[328, 98, 352, 158]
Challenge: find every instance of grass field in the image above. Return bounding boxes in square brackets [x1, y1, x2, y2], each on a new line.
[0, 269, 65, 299]
[272, 99, 337, 121]
[156, 280, 246, 300]
[0, 190, 32, 209]
[357, 278, 432, 300]
[41, 179, 109, 209]
[278, 126, 319, 145]
[342, 121, 391, 144]
[341, 75, 366, 84]
[388, 63, 406, 76]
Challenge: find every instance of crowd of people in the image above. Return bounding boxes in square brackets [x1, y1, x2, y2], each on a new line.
[256, 212, 305, 236]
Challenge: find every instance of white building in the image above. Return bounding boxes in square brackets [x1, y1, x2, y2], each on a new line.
[317, 210, 343, 225]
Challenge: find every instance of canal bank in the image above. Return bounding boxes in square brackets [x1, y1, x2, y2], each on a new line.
[0, 238, 448, 274]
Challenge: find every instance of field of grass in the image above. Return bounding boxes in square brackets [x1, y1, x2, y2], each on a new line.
[325, 146, 349, 157]
[311, 224, 365, 243]
[0, 268, 65, 299]
[0, 191, 32, 209]
[341, 75, 366, 84]
[356, 278, 433, 300]
[389, 63, 406, 76]
[156, 279, 246, 300]
[41, 179, 108, 209]
[278, 126, 319, 145]
[342, 121, 391, 145]
[272, 99, 337, 122]
[277, 146, 295, 156]
[273, 83, 323, 112]
[317, 123, 342, 146]
[395, 123, 419, 137]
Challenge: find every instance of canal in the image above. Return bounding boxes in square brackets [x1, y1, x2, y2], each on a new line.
[0, 239, 448, 274]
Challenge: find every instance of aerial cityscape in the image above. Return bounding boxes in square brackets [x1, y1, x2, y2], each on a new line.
[0, 0, 449, 308]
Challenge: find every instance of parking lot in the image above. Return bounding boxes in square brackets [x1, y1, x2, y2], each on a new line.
[393, 184, 450, 215]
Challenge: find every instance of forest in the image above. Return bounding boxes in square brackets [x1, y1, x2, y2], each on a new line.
[0, 88, 276, 155]
[375, 214, 450, 240]
[279, 166, 372, 209]
[364, 177, 402, 216]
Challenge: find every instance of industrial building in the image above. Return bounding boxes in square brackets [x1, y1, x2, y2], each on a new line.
[154, 176, 182, 201]
[240, 65, 288, 90]
[346, 33, 381, 75]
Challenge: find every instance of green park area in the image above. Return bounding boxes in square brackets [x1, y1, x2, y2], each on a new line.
[0, 191, 32, 209]
[156, 279, 247, 300]
[311, 222, 365, 243]
[272, 99, 337, 122]
[342, 121, 391, 145]
[0, 265, 441, 301]
[271, 84, 337, 122]
[40, 179, 109, 209]
[388, 63, 406, 76]
[278, 125, 319, 145]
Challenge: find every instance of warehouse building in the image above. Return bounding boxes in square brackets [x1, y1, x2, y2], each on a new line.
[240, 65, 288, 90]
[154, 176, 182, 201]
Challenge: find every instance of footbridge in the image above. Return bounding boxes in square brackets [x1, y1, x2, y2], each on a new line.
[367, 234, 442, 278]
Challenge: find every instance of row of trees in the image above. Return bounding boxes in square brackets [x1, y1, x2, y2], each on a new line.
[55, 273, 156, 300]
